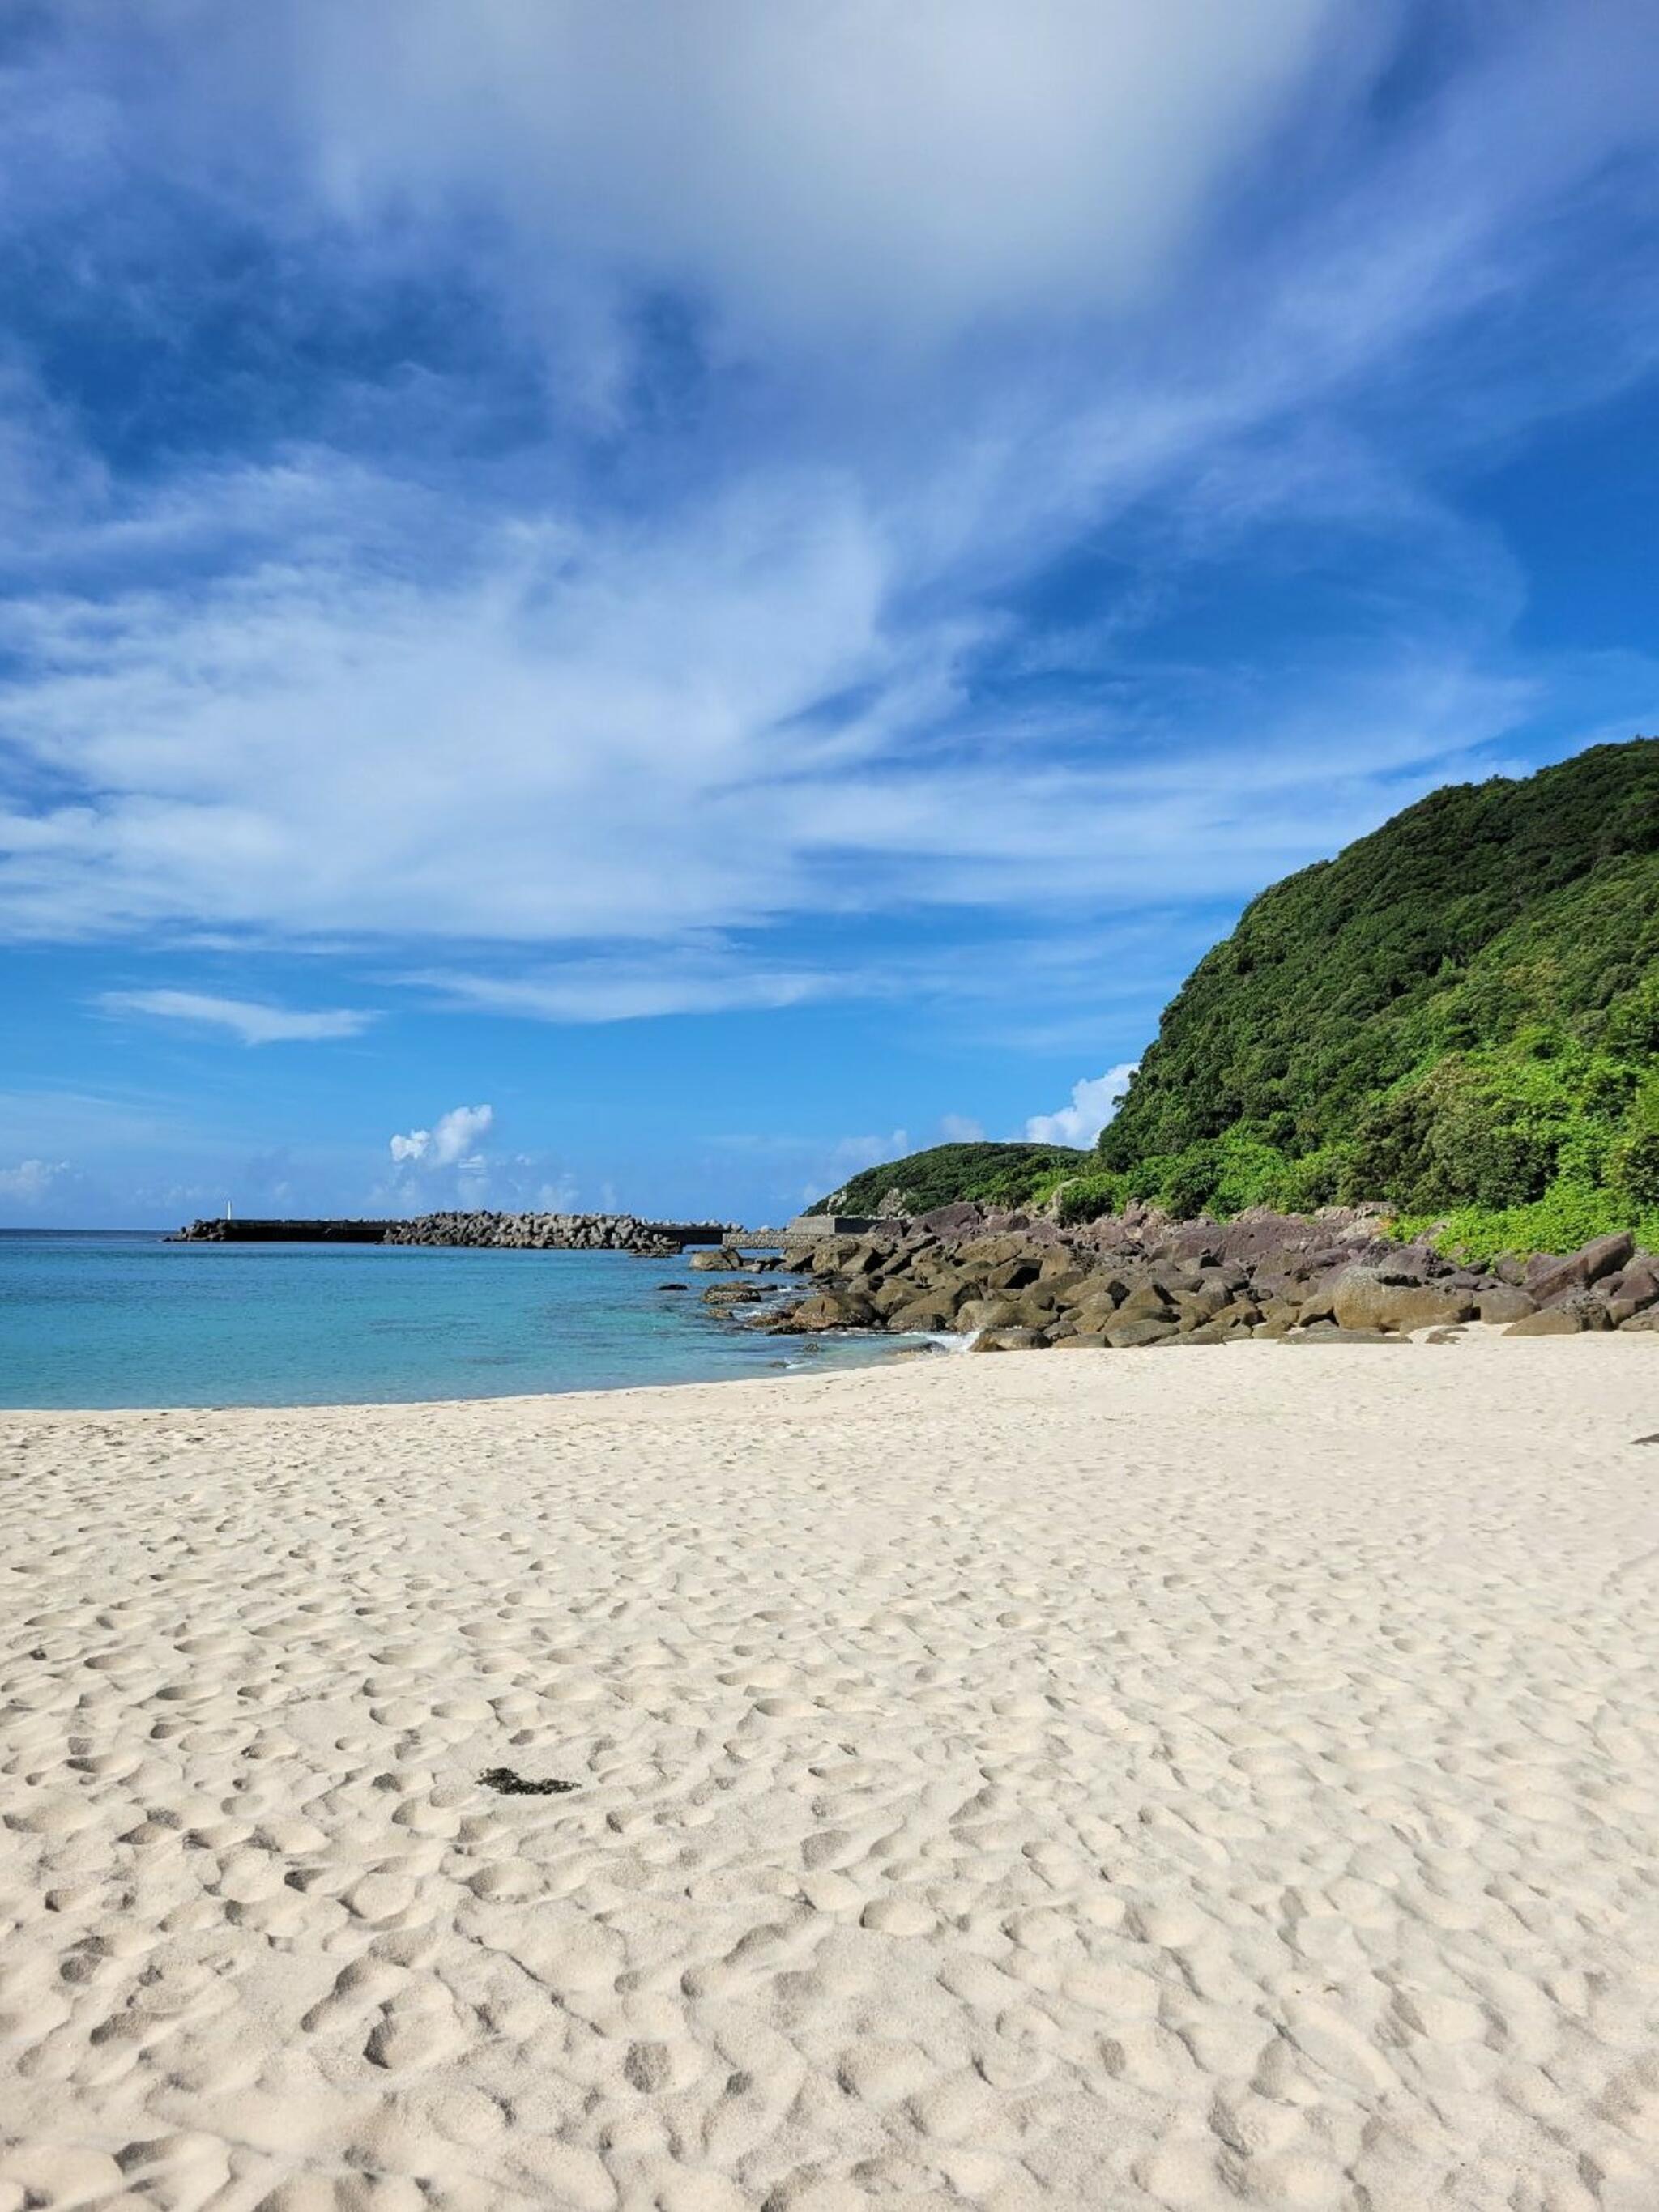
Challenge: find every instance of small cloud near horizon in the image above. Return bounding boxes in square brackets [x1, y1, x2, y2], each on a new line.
[0, 1158, 72, 1206]
[389, 1104, 495, 1169]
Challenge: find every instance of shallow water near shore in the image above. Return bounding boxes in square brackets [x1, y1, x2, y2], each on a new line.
[0, 1230, 910, 1409]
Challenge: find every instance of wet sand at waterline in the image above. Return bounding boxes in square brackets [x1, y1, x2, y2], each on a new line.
[2, 1337, 1658, 2210]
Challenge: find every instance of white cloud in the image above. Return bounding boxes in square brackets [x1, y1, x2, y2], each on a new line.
[938, 1114, 986, 1143]
[69, 1, 1341, 363]
[99, 988, 374, 1044]
[389, 1102, 494, 1168]
[416, 951, 831, 1024]
[0, 0, 1654, 1021]
[1025, 1065, 1138, 1149]
[0, 495, 1553, 949]
[0, 1157, 71, 1205]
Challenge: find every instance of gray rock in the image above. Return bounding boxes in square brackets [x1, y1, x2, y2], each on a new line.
[1506, 1306, 1583, 1336]
[1330, 1266, 1475, 1333]
[780, 1291, 875, 1331]
[1104, 1315, 1178, 1349]
[1477, 1285, 1537, 1324]
[1285, 1324, 1401, 1344]
[1525, 1231, 1636, 1306]
[888, 1298, 961, 1333]
[1507, 1292, 1611, 1335]
[1602, 1263, 1659, 1327]
[1115, 1281, 1174, 1324]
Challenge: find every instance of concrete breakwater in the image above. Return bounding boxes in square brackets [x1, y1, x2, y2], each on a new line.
[175, 1213, 733, 1255]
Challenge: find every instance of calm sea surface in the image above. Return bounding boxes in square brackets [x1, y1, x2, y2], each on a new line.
[0, 1231, 906, 1409]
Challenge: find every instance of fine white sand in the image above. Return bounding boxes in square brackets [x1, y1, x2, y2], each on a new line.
[3, 1335, 1659, 2211]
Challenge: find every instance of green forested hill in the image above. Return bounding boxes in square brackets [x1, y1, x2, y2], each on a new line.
[1090, 738, 1659, 1252]
[830, 739, 1659, 1255]
[821, 1140, 1087, 1218]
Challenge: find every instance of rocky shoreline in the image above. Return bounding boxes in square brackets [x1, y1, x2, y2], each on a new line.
[751, 1203, 1659, 1346]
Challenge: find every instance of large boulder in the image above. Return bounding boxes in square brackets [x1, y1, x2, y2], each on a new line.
[1064, 1292, 1124, 1337]
[1330, 1266, 1475, 1334]
[888, 1296, 962, 1333]
[956, 1296, 1022, 1333]
[1477, 1285, 1536, 1323]
[1373, 1247, 1433, 1285]
[689, 1247, 742, 1272]
[1105, 1315, 1179, 1349]
[780, 1291, 875, 1331]
[1172, 1283, 1230, 1329]
[917, 1202, 987, 1236]
[1213, 1298, 1264, 1332]
[838, 1239, 894, 1278]
[1507, 1293, 1613, 1336]
[1525, 1232, 1635, 1307]
[1254, 1308, 1299, 1337]
[1506, 1306, 1581, 1336]
[1602, 1261, 1659, 1327]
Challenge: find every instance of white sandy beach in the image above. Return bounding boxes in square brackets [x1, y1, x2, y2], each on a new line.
[2, 1336, 1658, 2211]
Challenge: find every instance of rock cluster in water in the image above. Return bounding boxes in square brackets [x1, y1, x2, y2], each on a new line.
[757, 1204, 1659, 1346]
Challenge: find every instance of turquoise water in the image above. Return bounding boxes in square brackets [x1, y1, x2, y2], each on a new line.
[0, 1232, 903, 1409]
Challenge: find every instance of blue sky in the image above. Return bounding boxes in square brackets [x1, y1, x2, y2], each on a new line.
[2, 0, 1657, 1228]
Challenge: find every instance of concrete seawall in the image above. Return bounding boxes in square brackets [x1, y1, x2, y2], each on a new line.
[174, 1215, 732, 1251]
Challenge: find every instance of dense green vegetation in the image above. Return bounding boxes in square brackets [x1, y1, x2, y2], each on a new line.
[834, 740, 1659, 1256]
[819, 1140, 1087, 1217]
[1092, 739, 1659, 1252]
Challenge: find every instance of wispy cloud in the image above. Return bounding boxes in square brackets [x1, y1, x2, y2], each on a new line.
[414, 952, 831, 1025]
[98, 989, 375, 1044]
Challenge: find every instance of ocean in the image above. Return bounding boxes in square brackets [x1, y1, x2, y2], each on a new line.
[0, 1230, 906, 1409]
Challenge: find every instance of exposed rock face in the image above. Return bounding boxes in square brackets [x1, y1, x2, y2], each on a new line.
[753, 1207, 1659, 1350]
